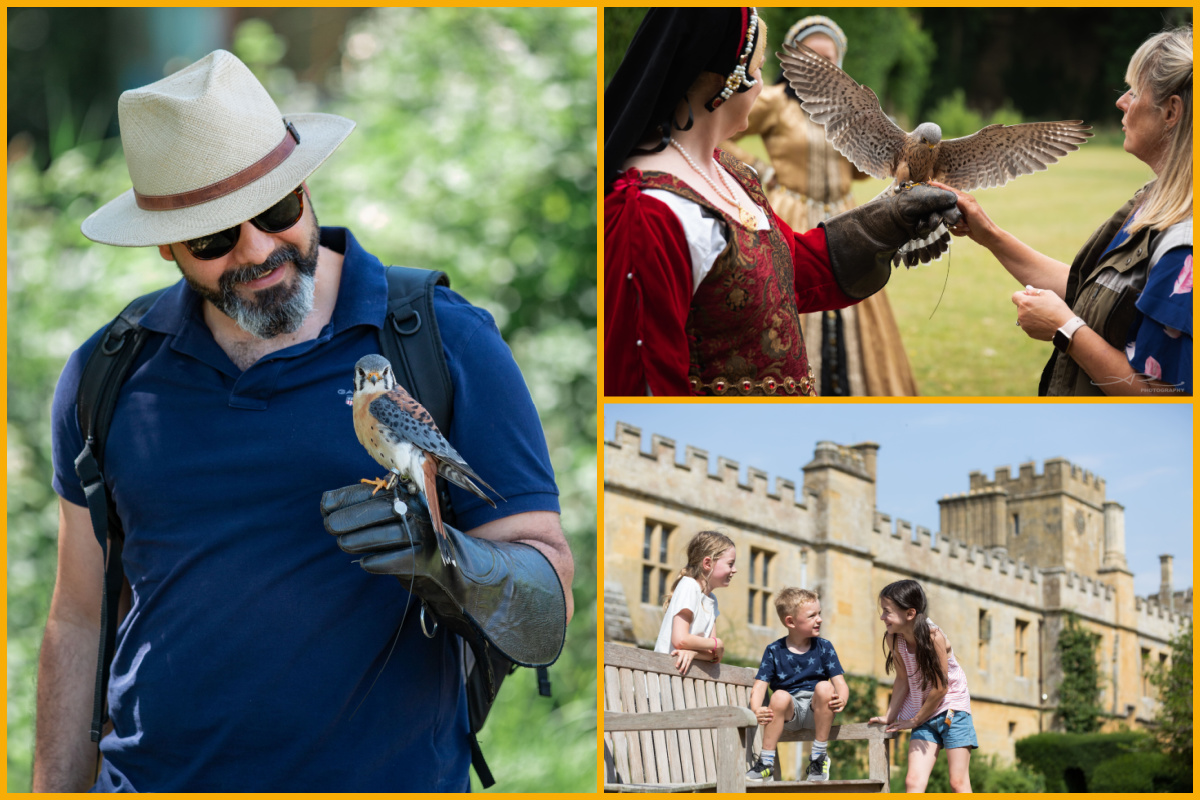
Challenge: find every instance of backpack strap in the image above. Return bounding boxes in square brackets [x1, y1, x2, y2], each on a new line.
[377, 267, 499, 786]
[379, 266, 453, 432]
[73, 287, 168, 742]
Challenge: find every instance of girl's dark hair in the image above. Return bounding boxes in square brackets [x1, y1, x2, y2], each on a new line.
[880, 579, 946, 692]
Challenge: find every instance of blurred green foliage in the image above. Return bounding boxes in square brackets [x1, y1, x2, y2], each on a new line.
[1090, 750, 1187, 793]
[1055, 613, 1102, 733]
[604, 8, 1191, 130]
[1147, 619, 1192, 788]
[1015, 730, 1147, 792]
[825, 674, 880, 779]
[7, 7, 596, 793]
[928, 89, 1024, 140]
[604, 7, 933, 126]
[890, 748, 1046, 793]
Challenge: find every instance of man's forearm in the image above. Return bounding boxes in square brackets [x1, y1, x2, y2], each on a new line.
[33, 616, 99, 792]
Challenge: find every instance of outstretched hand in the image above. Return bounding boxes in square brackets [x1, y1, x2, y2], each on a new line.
[930, 181, 999, 250]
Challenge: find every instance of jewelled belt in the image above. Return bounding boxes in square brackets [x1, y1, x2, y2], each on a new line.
[689, 370, 815, 396]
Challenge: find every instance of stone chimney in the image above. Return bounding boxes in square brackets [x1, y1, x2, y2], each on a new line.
[1102, 501, 1128, 570]
[1159, 555, 1174, 611]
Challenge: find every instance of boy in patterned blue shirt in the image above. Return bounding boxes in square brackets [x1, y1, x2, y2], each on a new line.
[745, 588, 849, 782]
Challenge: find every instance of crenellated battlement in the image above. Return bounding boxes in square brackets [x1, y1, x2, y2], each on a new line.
[605, 423, 818, 545]
[969, 456, 1106, 504]
[1136, 594, 1189, 626]
[872, 511, 1042, 602]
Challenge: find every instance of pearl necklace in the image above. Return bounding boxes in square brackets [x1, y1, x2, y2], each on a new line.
[669, 139, 759, 228]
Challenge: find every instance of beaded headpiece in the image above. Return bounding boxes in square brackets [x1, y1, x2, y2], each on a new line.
[784, 15, 848, 68]
[605, 8, 769, 189]
[706, 8, 767, 111]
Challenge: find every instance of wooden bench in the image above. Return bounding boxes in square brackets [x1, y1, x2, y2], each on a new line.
[604, 642, 894, 793]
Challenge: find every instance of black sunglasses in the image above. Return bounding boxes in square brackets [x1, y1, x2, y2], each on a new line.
[183, 186, 305, 260]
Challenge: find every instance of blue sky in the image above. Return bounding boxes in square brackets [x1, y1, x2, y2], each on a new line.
[605, 403, 1193, 598]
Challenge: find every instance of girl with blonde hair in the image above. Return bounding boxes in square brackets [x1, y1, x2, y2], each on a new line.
[653, 531, 736, 673]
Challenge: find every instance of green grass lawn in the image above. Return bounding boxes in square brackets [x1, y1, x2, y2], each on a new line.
[736, 139, 1153, 395]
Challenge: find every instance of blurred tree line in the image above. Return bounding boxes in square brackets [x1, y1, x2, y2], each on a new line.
[7, 7, 596, 793]
[604, 8, 1192, 131]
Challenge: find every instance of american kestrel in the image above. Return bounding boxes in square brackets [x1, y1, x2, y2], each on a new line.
[778, 42, 1092, 264]
[352, 354, 500, 566]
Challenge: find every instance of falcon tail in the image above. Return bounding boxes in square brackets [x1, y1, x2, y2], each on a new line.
[422, 459, 456, 567]
[437, 462, 503, 508]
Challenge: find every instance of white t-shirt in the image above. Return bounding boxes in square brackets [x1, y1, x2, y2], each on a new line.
[653, 575, 719, 654]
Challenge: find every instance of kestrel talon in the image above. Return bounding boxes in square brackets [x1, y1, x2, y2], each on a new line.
[351, 354, 501, 566]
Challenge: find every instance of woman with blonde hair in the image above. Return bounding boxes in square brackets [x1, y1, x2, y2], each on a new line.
[948, 26, 1192, 395]
[653, 531, 736, 673]
[724, 15, 919, 396]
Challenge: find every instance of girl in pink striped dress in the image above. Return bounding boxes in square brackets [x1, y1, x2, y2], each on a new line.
[870, 580, 977, 792]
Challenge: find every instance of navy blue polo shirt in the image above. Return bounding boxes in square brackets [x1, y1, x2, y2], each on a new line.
[755, 637, 845, 695]
[50, 227, 559, 791]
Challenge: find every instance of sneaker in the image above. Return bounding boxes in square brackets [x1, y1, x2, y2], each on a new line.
[806, 754, 830, 781]
[745, 756, 774, 782]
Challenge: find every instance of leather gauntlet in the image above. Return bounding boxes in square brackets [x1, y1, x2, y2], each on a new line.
[321, 484, 567, 694]
[820, 184, 961, 299]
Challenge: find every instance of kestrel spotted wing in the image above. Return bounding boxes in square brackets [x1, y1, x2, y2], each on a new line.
[367, 389, 500, 506]
[934, 121, 1093, 192]
[777, 42, 909, 180]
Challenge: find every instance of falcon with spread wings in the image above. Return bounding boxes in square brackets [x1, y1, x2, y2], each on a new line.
[779, 42, 1093, 265]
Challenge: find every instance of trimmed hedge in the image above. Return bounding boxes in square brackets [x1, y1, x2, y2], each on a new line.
[1091, 751, 1186, 793]
[1015, 731, 1147, 792]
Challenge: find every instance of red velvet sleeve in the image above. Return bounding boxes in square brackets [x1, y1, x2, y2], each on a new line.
[773, 211, 857, 313]
[604, 173, 695, 396]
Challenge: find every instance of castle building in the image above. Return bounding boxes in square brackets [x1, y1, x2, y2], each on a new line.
[603, 423, 1190, 763]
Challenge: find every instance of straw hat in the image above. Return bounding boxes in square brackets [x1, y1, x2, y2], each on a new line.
[81, 49, 355, 247]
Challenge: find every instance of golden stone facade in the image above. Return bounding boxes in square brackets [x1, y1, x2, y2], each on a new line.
[603, 422, 1189, 763]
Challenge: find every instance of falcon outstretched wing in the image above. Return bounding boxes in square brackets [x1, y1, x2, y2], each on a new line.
[934, 121, 1093, 192]
[777, 42, 909, 180]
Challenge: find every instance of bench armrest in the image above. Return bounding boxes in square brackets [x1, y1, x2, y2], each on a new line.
[605, 706, 757, 732]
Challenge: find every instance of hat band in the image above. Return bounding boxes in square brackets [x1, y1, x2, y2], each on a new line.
[134, 120, 301, 212]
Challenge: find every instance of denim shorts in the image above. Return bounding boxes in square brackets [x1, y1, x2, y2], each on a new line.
[781, 690, 816, 731]
[910, 710, 978, 750]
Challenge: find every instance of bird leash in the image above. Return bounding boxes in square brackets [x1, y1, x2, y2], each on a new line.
[929, 244, 952, 320]
[348, 483, 421, 721]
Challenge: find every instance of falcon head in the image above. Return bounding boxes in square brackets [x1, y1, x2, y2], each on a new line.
[354, 353, 397, 394]
[914, 122, 942, 148]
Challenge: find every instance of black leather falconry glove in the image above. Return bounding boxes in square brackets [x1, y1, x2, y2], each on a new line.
[320, 483, 567, 703]
[820, 184, 962, 299]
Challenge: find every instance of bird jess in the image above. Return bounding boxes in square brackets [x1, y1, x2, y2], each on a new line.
[351, 353, 503, 565]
